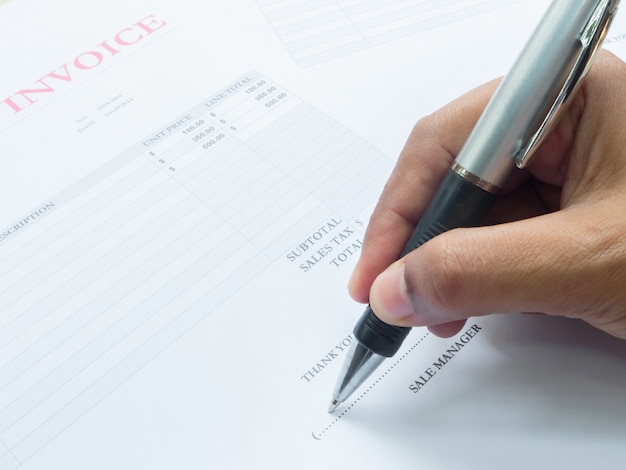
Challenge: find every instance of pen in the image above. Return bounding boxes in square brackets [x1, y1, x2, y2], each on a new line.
[329, 0, 620, 413]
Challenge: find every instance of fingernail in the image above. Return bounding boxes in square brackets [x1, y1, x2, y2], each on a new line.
[347, 268, 358, 292]
[369, 262, 414, 324]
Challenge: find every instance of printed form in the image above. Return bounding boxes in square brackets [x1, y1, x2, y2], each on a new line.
[1, 1, 626, 469]
[255, 0, 527, 65]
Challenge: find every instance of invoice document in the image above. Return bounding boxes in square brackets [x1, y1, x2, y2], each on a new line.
[1, 1, 626, 469]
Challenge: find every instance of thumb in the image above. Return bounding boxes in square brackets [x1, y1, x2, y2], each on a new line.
[368, 206, 620, 334]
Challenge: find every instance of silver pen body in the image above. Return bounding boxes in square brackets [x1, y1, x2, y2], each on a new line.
[457, 0, 619, 188]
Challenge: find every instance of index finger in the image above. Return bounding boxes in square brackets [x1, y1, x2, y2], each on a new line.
[348, 79, 501, 303]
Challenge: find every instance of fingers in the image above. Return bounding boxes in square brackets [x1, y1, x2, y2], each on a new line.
[427, 320, 468, 338]
[352, 51, 626, 340]
[521, 51, 626, 205]
[348, 79, 501, 303]
[368, 204, 626, 339]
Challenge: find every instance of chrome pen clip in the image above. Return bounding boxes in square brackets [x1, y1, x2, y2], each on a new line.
[514, 0, 618, 169]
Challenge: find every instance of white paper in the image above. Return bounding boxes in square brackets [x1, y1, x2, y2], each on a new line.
[1, 1, 626, 469]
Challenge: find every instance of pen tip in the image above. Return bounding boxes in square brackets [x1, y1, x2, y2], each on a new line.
[328, 399, 340, 413]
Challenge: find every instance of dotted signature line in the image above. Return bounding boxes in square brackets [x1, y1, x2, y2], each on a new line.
[312, 331, 430, 440]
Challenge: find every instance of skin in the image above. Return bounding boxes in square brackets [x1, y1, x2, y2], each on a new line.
[347, 51, 626, 340]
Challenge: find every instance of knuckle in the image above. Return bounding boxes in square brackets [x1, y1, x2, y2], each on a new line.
[409, 114, 441, 145]
[411, 114, 434, 133]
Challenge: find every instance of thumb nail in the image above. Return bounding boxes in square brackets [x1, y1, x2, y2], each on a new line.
[369, 262, 414, 325]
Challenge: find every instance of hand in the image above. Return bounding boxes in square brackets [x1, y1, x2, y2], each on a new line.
[348, 51, 626, 340]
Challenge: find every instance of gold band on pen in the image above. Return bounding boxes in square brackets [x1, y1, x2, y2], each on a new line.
[451, 162, 500, 194]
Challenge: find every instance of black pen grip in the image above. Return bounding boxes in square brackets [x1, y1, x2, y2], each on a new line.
[354, 167, 497, 357]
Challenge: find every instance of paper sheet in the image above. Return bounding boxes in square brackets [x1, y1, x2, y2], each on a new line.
[1, 1, 626, 469]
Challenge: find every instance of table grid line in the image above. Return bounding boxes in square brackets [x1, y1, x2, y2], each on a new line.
[256, 0, 524, 65]
[0, 178, 184, 338]
[0, 227, 247, 441]
[0, 162, 158, 282]
[0, 200, 208, 401]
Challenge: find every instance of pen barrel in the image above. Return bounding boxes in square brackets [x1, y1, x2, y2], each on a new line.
[401, 167, 497, 255]
[354, 306, 410, 357]
[355, 167, 497, 357]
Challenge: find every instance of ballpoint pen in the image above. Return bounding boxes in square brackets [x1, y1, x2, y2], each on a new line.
[329, 0, 620, 413]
